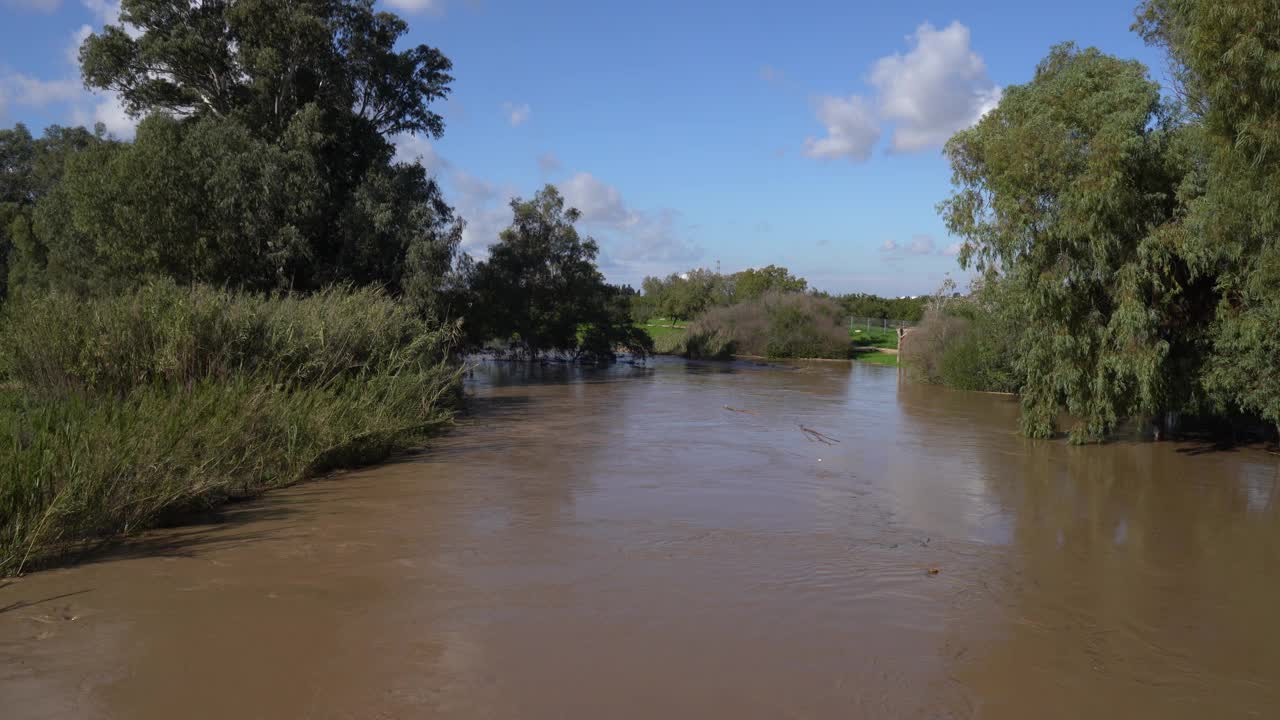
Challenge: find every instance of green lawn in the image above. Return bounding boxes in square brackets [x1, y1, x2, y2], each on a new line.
[642, 322, 687, 342]
[849, 325, 899, 349]
[637, 319, 688, 354]
[852, 349, 899, 366]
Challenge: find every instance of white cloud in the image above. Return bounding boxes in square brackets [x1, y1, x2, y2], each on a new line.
[801, 20, 1000, 162]
[881, 234, 938, 256]
[392, 132, 448, 174]
[81, 0, 120, 25]
[803, 94, 880, 162]
[2, 74, 82, 106]
[941, 242, 963, 257]
[447, 170, 511, 252]
[502, 101, 530, 127]
[92, 91, 133, 136]
[67, 24, 93, 65]
[561, 171, 700, 264]
[562, 172, 634, 225]
[870, 21, 1001, 152]
[383, 0, 444, 12]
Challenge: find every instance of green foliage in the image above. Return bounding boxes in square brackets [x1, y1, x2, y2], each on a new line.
[0, 284, 460, 574]
[941, 43, 1200, 441]
[836, 293, 926, 322]
[730, 264, 807, 302]
[1, 281, 448, 396]
[1136, 0, 1280, 435]
[468, 186, 650, 360]
[80, 0, 452, 141]
[0, 124, 108, 302]
[683, 292, 850, 360]
[0, 0, 460, 311]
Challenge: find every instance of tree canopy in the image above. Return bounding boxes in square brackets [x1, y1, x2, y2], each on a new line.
[941, 43, 1202, 440]
[468, 186, 651, 360]
[1, 0, 462, 316]
[1134, 0, 1280, 435]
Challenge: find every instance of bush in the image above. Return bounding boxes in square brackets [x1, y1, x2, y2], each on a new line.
[900, 303, 1019, 393]
[683, 292, 850, 359]
[0, 283, 461, 574]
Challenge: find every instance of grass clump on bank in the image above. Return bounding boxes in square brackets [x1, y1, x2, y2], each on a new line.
[0, 283, 461, 574]
[681, 292, 851, 360]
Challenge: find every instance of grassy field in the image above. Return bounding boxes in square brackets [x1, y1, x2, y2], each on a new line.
[849, 325, 900, 349]
[852, 349, 899, 366]
[638, 319, 688, 354]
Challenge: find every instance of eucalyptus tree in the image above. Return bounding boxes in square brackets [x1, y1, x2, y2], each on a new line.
[1137, 0, 1280, 436]
[941, 44, 1203, 441]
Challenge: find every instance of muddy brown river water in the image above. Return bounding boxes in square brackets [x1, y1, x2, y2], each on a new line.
[2, 358, 1279, 719]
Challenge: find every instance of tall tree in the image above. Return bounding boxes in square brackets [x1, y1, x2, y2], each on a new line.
[0, 124, 107, 301]
[940, 44, 1204, 441]
[1137, 0, 1280, 436]
[13, 0, 460, 303]
[469, 186, 650, 359]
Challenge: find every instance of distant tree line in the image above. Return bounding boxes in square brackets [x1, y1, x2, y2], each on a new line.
[633, 265, 926, 324]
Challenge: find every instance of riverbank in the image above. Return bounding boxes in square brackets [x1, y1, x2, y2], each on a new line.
[0, 284, 461, 576]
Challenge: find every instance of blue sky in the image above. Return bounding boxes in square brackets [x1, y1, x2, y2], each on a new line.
[0, 0, 1166, 295]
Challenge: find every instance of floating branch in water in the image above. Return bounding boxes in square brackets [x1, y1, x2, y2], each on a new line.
[723, 405, 759, 415]
[799, 425, 839, 445]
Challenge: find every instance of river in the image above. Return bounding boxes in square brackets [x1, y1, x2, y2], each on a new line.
[2, 358, 1278, 718]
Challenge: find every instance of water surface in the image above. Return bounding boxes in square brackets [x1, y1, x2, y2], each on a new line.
[3, 358, 1278, 718]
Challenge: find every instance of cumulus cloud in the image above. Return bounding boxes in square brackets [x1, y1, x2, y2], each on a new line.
[802, 20, 999, 162]
[448, 171, 512, 252]
[870, 21, 1001, 152]
[562, 172, 633, 225]
[392, 132, 448, 174]
[502, 101, 530, 127]
[2, 74, 82, 107]
[90, 91, 133, 136]
[803, 94, 880, 162]
[561, 171, 701, 264]
[66, 24, 93, 64]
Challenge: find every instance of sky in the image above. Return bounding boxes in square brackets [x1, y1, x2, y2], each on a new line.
[0, 0, 1167, 296]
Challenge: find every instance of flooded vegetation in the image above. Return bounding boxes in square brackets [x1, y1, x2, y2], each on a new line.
[3, 360, 1277, 718]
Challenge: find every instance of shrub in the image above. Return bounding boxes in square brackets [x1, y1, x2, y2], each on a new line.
[683, 292, 850, 359]
[900, 303, 1019, 393]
